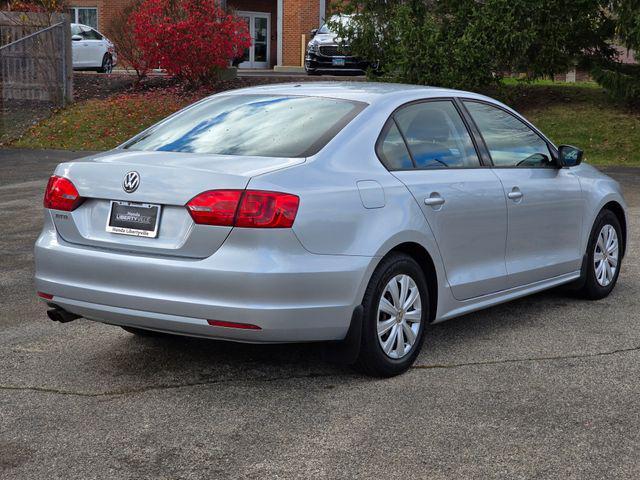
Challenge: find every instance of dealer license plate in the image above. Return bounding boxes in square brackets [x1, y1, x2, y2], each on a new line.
[106, 201, 161, 238]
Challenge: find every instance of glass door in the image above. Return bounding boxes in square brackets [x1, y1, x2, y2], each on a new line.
[238, 15, 251, 66]
[237, 12, 270, 68]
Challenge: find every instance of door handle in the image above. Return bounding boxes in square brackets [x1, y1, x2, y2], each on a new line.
[424, 194, 445, 207]
[507, 187, 523, 201]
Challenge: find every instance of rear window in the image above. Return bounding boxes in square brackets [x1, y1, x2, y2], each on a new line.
[123, 94, 367, 158]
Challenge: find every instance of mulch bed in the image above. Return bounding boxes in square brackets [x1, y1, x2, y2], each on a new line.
[72, 71, 364, 102]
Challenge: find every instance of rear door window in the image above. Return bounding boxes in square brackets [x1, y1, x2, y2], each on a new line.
[393, 101, 480, 169]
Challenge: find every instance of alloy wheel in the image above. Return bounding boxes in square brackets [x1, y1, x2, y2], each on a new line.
[594, 224, 619, 287]
[377, 274, 422, 359]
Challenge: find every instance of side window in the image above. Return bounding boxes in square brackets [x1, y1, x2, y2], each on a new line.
[464, 101, 553, 168]
[89, 29, 103, 40]
[393, 101, 480, 169]
[377, 121, 413, 170]
[80, 27, 102, 40]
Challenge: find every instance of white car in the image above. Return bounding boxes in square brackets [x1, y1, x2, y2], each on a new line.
[71, 23, 117, 73]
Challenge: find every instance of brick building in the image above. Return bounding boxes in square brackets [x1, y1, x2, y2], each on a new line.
[553, 46, 637, 83]
[67, 0, 327, 69]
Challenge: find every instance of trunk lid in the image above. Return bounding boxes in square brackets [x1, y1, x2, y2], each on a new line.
[51, 150, 304, 258]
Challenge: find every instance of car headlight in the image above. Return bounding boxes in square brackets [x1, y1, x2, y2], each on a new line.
[308, 43, 318, 53]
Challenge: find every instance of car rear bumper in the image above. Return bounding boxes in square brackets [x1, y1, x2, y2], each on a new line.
[35, 217, 374, 343]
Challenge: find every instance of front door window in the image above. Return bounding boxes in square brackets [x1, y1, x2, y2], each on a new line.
[464, 101, 554, 168]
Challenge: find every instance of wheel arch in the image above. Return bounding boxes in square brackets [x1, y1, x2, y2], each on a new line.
[378, 242, 439, 324]
[602, 201, 627, 259]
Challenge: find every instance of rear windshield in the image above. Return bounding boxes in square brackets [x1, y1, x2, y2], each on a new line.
[123, 94, 367, 158]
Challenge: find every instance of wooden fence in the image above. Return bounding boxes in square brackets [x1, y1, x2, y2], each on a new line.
[0, 12, 73, 106]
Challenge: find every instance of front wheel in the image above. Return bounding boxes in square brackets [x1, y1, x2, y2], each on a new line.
[576, 209, 623, 299]
[304, 61, 320, 76]
[99, 54, 113, 74]
[355, 254, 429, 377]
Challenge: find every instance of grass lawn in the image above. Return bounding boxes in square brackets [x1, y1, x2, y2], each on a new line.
[505, 81, 640, 166]
[10, 79, 640, 166]
[11, 88, 199, 151]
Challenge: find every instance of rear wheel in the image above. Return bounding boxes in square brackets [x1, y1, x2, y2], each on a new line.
[355, 253, 428, 377]
[576, 209, 622, 299]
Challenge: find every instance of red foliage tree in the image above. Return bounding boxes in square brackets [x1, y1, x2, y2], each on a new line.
[131, 0, 251, 86]
[106, 0, 151, 86]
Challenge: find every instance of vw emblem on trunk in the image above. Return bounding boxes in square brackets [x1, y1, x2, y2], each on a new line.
[123, 171, 140, 193]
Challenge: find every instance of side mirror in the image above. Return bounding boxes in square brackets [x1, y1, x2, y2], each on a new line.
[558, 145, 583, 167]
[71, 35, 82, 41]
[310, 28, 318, 38]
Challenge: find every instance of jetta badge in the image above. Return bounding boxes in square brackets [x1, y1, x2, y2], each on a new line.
[122, 171, 140, 193]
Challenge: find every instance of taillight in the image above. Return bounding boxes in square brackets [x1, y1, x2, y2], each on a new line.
[186, 189, 242, 226]
[186, 190, 299, 228]
[235, 191, 299, 228]
[43, 176, 84, 211]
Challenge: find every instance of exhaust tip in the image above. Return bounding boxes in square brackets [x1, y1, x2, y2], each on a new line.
[47, 308, 81, 323]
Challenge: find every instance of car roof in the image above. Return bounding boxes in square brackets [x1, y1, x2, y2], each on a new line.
[224, 81, 498, 105]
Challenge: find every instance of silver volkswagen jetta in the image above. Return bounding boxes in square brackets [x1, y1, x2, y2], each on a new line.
[35, 82, 628, 376]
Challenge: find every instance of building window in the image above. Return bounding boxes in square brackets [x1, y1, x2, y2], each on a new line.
[70, 7, 98, 29]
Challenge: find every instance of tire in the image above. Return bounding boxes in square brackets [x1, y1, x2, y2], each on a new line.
[98, 54, 113, 74]
[576, 209, 623, 300]
[305, 63, 320, 76]
[121, 326, 166, 337]
[355, 253, 429, 377]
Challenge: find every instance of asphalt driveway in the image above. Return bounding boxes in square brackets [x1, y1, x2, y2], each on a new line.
[1, 149, 639, 479]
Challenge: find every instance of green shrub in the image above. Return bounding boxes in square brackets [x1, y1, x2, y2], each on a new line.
[331, 0, 613, 89]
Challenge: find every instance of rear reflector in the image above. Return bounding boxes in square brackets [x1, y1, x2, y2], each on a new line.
[207, 319, 261, 330]
[187, 190, 299, 228]
[37, 292, 53, 300]
[44, 175, 84, 211]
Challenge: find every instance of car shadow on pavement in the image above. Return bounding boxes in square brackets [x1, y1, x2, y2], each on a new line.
[84, 284, 618, 386]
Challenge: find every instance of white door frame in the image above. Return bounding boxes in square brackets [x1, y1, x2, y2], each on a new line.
[237, 11, 271, 69]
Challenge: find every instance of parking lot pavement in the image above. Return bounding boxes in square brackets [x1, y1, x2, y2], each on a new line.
[1, 148, 639, 479]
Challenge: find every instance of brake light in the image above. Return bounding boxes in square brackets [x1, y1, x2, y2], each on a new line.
[186, 190, 299, 228]
[186, 189, 242, 226]
[37, 292, 53, 300]
[44, 176, 84, 211]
